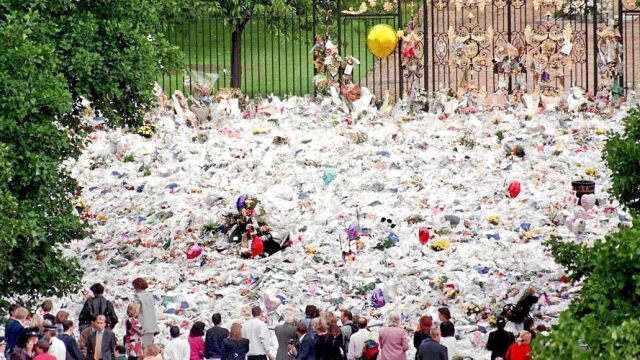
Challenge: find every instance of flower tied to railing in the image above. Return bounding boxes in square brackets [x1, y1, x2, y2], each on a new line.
[524, 23, 573, 95]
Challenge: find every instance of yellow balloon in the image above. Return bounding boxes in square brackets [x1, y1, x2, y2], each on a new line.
[366, 24, 398, 58]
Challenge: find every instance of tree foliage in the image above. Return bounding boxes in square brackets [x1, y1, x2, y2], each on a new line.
[0, 11, 84, 306]
[0, 1, 182, 306]
[535, 107, 640, 359]
[603, 106, 640, 212]
[0, 0, 182, 127]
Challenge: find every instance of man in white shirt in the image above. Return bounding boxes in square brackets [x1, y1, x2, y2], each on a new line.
[164, 326, 191, 360]
[43, 322, 66, 360]
[242, 306, 274, 360]
[348, 317, 372, 360]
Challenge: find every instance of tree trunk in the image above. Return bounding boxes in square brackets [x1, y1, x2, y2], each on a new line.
[230, 19, 249, 89]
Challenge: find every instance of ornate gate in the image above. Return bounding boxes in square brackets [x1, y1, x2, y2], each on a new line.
[313, 0, 636, 100]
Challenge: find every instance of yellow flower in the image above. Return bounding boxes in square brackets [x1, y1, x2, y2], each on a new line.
[595, 129, 606, 135]
[396, 30, 404, 38]
[252, 127, 265, 135]
[487, 214, 500, 225]
[305, 246, 317, 257]
[585, 167, 598, 177]
[96, 213, 109, 222]
[429, 239, 451, 251]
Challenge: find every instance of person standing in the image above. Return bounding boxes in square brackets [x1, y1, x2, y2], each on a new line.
[5, 307, 28, 355]
[123, 304, 144, 360]
[34, 341, 57, 360]
[242, 307, 273, 360]
[437, 309, 454, 336]
[377, 313, 408, 360]
[346, 318, 370, 360]
[274, 313, 297, 360]
[164, 326, 190, 360]
[486, 317, 515, 360]
[504, 332, 532, 360]
[300, 306, 317, 341]
[416, 328, 448, 360]
[222, 323, 249, 360]
[79, 284, 118, 332]
[286, 324, 314, 360]
[310, 319, 329, 360]
[338, 311, 356, 357]
[59, 321, 82, 360]
[188, 322, 206, 360]
[42, 323, 66, 360]
[78, 316, 98, 359]
[132, 278, 159, 347]
[41, 302, 55, 324]
[438, 322, 456, 360]
[413, 316, 433, 354]
[85, 316, 117, 360]
[54, 312, 69, 338]
[204, 314, 229, 360]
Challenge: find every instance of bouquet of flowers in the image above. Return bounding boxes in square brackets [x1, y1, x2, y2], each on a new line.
[429, 239, 451, 252]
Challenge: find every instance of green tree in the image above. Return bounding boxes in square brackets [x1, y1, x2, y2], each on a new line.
[534, 107, 640, 359]
[0, 0, 182, 127]
[0, 11, 84, 306]
[173, 0, 312, 88]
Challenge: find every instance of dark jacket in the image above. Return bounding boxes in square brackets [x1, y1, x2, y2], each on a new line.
[222, 338, 249, 360]
[85, 330, 117, 360]
[4, 319, 23, 354]
[314, 334, 343, 360]
[274, 323, 297, 360]
[413, 332, 429, 350]
[204, 326, 229, 359]
[486, 329, 515, 360]
[79, 296, 118, 331]
[297, 334, 315, 360]
[416, 338, 448, 360]
[60, 333, 83, 360]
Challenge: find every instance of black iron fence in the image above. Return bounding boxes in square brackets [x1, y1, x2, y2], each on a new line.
[157, 0, 640, 99]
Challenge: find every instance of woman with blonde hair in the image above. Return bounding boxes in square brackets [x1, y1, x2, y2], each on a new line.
[312, 318, 330, 359]
[222, 323, 249, 360]
[30, 314, 44, 334]
[142, 344, 162, 360]
[125, 303, 145, 360]
[324, 312, 338, 327]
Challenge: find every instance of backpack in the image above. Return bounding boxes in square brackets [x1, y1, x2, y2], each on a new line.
[361, 333, 379, 360]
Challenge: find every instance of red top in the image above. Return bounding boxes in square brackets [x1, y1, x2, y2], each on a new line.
[188, 336, 205, 360]
[34, 354, 57, 360]
[505, 342, 532, 360]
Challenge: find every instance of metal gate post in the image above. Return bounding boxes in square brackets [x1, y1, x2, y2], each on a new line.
[313, 0, 318, 97]
[593, 0, 599, 92]
[618, 0, 624, 91]
[423, 0, 428, 94]
[398, 0, 404, 99]
[507, 0, 513, 93]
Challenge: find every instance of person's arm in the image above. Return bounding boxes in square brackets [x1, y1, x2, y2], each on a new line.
[70, 338, 84, 360]
[79, 302, 90, 326]
[413, 332, 421, 350]
[106, 301, 118, 329]
[83, 335, 93, 360]
[79, 332, 89, 359]
[440, 346, 448, 360]
[109, 333, 117, 359]
[402, 332, 409, 352]
[486, 333, 495, 351]
[259, 324, 271, 355]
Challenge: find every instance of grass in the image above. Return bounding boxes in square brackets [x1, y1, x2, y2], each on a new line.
[156, 2, 422, 97]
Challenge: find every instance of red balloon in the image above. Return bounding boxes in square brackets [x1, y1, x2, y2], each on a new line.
[251, 235, 264, 257]
[419, 227, 430, 245]
[508, 181, 521, 198]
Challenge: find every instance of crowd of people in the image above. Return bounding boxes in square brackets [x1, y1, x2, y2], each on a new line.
[1, 279, 537, 360]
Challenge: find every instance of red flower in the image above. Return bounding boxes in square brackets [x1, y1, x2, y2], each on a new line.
[402, 45, 416, 59]
[559, 275, 570, 283]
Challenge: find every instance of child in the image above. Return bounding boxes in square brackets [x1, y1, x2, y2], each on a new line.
[124, 303, 145, 360]
[40, 301, 55, 324]
[142, 345, 162, 360]
[115, 345, 127, 360]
